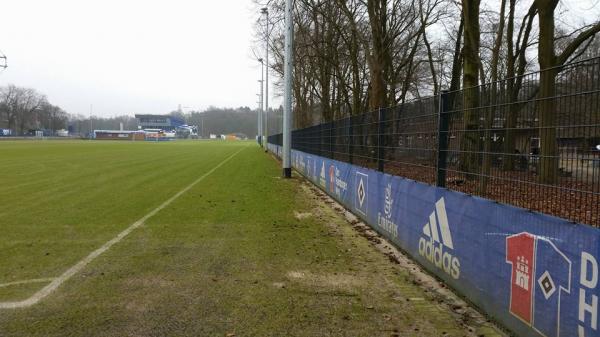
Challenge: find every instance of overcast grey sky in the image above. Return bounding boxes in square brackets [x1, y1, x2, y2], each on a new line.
[0, 1, 597, 118]
[0, 0, 266, 117]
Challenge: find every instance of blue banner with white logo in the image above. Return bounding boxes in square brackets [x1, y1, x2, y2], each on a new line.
[270, 144, 600, 337]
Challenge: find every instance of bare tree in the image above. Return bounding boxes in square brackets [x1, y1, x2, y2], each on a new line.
[459, 0, 481, 178]
[535, 0, 600, 183]
[0, 85, 66, 135]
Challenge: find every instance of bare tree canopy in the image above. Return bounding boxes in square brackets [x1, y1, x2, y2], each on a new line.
[252, 0, 600, 133]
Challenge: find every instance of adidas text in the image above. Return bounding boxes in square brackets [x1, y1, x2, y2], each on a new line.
[418, 198, 461, 280]
[418, 237, 460, 279]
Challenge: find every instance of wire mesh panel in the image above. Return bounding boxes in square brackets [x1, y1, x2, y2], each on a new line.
[441, 57, 600, 226]
[384, 97, 439, 184]
[271, 56, 600, 227]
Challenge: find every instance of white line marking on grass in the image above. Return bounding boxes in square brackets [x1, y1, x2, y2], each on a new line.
[0, 145, 247, 309]
[0, 278, 56, 288]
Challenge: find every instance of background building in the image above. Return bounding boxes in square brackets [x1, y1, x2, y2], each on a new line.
[135, 114, 185, 131]
[94, 130, 145, 141]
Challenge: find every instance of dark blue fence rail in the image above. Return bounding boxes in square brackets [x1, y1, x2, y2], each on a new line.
[268, 143, 600, 337]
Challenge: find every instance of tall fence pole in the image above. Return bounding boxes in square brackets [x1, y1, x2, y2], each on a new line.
[330, 121, 335, 159]
[282, 0, 294, 178]
[348, 116, 354, 164]
[377, 107, 385, 172]
[263, 8, 270, 153]
[437, 90, 450, 187]
[319, 122, 323, 157]
[258, 59, 264, 147]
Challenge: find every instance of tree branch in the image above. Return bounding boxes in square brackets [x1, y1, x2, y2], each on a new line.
[557, 22, 600, 66]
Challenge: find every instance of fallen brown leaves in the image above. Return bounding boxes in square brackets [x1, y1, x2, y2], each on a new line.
[385, 163, 599, 227]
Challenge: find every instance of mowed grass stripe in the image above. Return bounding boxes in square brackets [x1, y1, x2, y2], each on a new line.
[0, 141, 215, 204]
[0, 141, 247, 298]
[0, 144, 247, 309]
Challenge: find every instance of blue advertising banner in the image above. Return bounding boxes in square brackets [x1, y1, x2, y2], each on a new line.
[271, 144, 600, 337]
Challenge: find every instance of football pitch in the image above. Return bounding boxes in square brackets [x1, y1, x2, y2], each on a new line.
[0, 140, 501, 336]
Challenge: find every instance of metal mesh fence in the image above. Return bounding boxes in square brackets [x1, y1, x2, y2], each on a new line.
[269, 56, 600, 227]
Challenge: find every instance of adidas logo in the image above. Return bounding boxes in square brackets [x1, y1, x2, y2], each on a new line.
[418, 198, 461, 279]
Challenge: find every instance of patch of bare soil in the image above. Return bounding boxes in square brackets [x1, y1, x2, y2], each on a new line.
[286, 270, 365, 290]
[293, 211, 313, 220]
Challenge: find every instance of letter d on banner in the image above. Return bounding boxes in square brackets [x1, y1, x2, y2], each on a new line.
[579, 252, 598, 335]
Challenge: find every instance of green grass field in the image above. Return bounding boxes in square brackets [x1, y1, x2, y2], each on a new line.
[0, 140, 502, 336]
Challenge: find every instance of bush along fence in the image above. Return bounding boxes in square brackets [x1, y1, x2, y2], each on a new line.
[268, 57, 600, 337]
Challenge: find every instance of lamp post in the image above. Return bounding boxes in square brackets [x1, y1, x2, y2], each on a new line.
[258, 58, 264, 146]
[261, 7, 269, 152]
[282, 0, 293, 178]
[89, 104, 93, 139]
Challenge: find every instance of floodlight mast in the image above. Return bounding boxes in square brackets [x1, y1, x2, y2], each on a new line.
[262, 7, 269, 152]
[258, 58, 264, 147]
[89, 104, 93, 140]
[282, 0, 293, 178]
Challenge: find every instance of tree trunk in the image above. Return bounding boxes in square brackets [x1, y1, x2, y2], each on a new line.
[537, 0, 559, 184]
[502, 0, 517, 171]
[479, 0, 506, 194]
[535, 0, 600, 183]
[503, 1, 536, 171]
[448, 17, 464, 109]
[367, 0, 388, 111]
[423, 29, 438, 95]
[460, 0, 481, 180]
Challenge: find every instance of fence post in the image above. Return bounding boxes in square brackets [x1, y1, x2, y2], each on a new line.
[437, 90, 450, 187]
[319, 122, 323, 157]
[330, 121, 335, 160]
[377, 107, 385, 172]
[348, 116, 354, 164]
